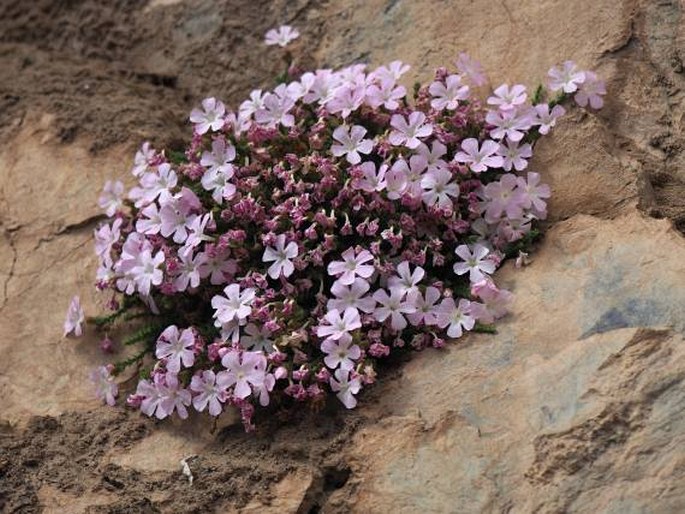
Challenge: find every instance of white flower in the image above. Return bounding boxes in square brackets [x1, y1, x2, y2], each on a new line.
[453, 244, 496, 283]
[189, 97, 226, 134]
[420, 168, 460, 209]
[330, 125, 374, 165]
[98, 180, 125, 217]
[262, 234, 298, 279]
[264, 25, 300, 47]
[211, 284, 256, 326]
[429, 74, 469, 110]
[329, 369, 362, 409]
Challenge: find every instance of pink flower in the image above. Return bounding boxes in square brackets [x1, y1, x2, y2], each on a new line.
[516, 172, 551, 217]
[211, 284, 256, 325]
[498, 140, 532, 172]
[264, 25, 300, 47]
[574, 71, 606, 109]
[131, 142, 155, 177]
[262, 234, 298, 279]
[391, 155, 428, 198]
[487, 84, 527, 111]
[385, 164, 408, 200]
[483, 174, 525, 222]
[388, 261, 425, 296]
[388, 112, 433, 149]
[321, 333, 361, 371]
[365, 79, 406, 110]
[372, 288, 417, 331]
[327, 247, 375, 285]
[173, 246, 206, 291]
[327, 278, 376, 314]
[420, 167, 460, 208]
[327, 86, 365, 118]
[155, 325, 196, 372]
[453, 138, 503, 173]
[89, 365, 118, 406]
[416, 141, 448, 172]
[189, 97, 226, 135]
[329, 368, 362, 409]
[64, 295, 85, 337]
[242, 323, 275, 352]
[406, 286, 441, 326]
[98, 180, 125, 217]
[239, 89, 266, 119]
[429, 74, 469, 110]
[485, 110, 532, 142]
[94, 218, 122, 266]
[316, 308, 362, 341]
[190, 370, 231, 416]
[330, 125, 374, 165]
[199, 250, 237, 285]
[453, 244, 496, 283]
[129, 163, 177, 207]
[136, 203, 162, 235]
[137, 372, 192, 419]
[372, 60, 410, 82]
[352, 162, 388, 192]
[221, 349, 267, 399]
[436, 297, 475, 338]
[548, 61, 586, 93]
[470, 280, 513, 323]
[254, 92, 295, 127]
[533, 103, 565, 134]
[131, 249, 165, 296]
[455, 53, 487, 86]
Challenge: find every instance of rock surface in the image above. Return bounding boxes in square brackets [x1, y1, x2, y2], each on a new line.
[1, 0, 684, 513]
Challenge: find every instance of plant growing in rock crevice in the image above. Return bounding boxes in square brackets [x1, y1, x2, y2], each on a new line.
[64, 26, 605, 430]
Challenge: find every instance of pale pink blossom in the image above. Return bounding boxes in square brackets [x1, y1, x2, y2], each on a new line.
[185, 213, 214, 248]
[329, 368, 362, 409]
[455, 53, 487, 86]
[211, 284, 256, 326]
[516, 172, 551, 217]
[391, 155, 428, 198]
[172, 246, 206, 292]
[327, 247, 375, 285]
[498, 140, 532, 171]
[199, 250, 237, 285]
[264, 25, 300, 47]
[453, 244, 496, 283]
[483, 174, 525, 222]
[131, 142, 155, 177]
[254, 92, 295, 127]
[131, 249, 165, 296]
[487, 84, 527, 111]
[372, 288, 417, 331]
[352, 162, 388, 192]
[436, 297, 475, 338]
[406, 286, 442, 326]
[485, 110, 533, 142]
[94, 218, 122, 266]
[326, 86, 365, 118]
[574, 71, 606, 109]
[129, 163, 177, 207]
[98, 180, 125, 217]
[190, 370, 230, 416]
[90, 365, 118, 406]
[330, 125, 374, 165]
[321, 333, 361, 371]
[420, 167, 460, 208]
[136, 203, 163, 235]
[533, 103, 565, 134]
[239, 89, 266, 118]
[388, 112, 433, 149]
[64, 295, 85, 337]
[155, 325, 196, 372]
[385, 164, 408, 200]
[365, 79, 406, 110]
[221, 350, 268, 399]
[372, 60, 410, 83]
[548, 61, 586, 93]
[327, 278, 376, 314]
[242, 323, 275, 353]
[429, 74, 470, 110]
[416, 141, 448, 172]
[262, 234, 298, 279]
[388, 261, 425, 296]
[453, 138, 503, 173]
[470, 280, 513, 323]
[189, 97, 226, 134]
[316, 308, 362, 341]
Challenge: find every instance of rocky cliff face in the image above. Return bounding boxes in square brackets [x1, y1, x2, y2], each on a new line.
[1, 0, 684, 512]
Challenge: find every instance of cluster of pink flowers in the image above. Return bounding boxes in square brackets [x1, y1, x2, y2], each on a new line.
[65, 28, 605, 428]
